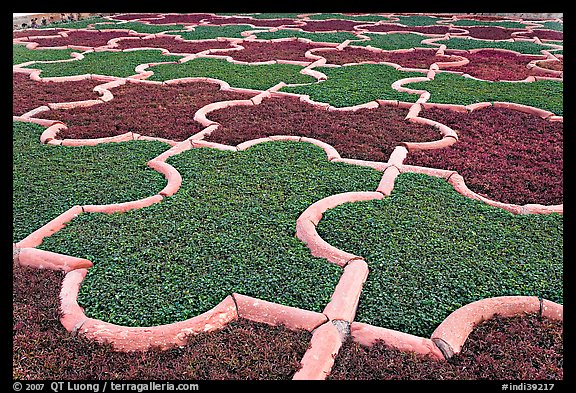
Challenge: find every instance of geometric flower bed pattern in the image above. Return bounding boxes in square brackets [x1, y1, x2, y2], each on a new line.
[13, 12, 563, 381]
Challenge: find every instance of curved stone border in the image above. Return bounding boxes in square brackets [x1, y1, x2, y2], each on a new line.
[431, 296, 563, 359]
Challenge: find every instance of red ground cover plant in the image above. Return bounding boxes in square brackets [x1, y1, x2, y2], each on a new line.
[205, 95, 441, 162]
[328, 313, 562, 380]
[113, 35, 234, 54]
[30, 30, 137, 48]
[299, 19, 368, 31]
[455, 26, 524, 40]
[516, 29, 563, 41]
[443, 49, 553, 81]
[224, 40, 331, 63]
[203, 16, 298, 28]
[13, 29, 68, 39]
[35, 81, 255, 141]
[13, 73, 104, 116]
[12, 262, 311, 380]
[363, 23, 456, 35]
[320, 47, 461, 69]
[404, 106, 563, 206]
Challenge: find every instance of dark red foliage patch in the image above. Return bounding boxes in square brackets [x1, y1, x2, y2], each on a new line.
[329, 314, 562, 380]
[12, 262, 311, 380]
[205, 95, 441, 162]
[30, 30, 136, 48]
[363, 23, 455, 35]
[321, 47, 459, 69]
[457, 26, 524, 40]
[113, 35, 234, 54]
[35, 81, 255, 141]
[13, 73, 103, 116]
[404, 106, 563, 206]
[203, 16, 298, 28]
[299, 19, 367, 32]
[444, 49, 553, 81]
[516, 29, 563, 41]
[225, 40, 331, 63]
[13, 29, 68, 39]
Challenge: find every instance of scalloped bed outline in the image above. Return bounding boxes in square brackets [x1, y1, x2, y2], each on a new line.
[12, 13, 563, 380]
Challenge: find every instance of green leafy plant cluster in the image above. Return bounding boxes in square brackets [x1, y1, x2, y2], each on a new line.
[307, 13, 392, 22]
[22, 49, 184, 78]
[37, 142, 383, 326]
[280, 63, 422, 107]
[167, 24, 266, 40]
[96, 21, 187, 34]
[352, 32, 437, 51]
[539, 21, 563, 31]
[394, 15, 444, 26]
[13, 44, 75, 65]
[252, 29, 360, 43]
[247, 13, 303, 19]
[317, 172, 563, 337]
[404, 72, 563, 115]
[148, 57, 315, 89]
[440, 37, 557, 54]
[12, 121, 168, 243]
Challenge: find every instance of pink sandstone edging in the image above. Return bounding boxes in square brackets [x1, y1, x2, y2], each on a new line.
[376, 165, 401, 196]
[13, 115, 60, 128]
[15, 205, 84, 249]
[15, 247, 93, 273]
[351, 322, 445, 360]
[292, 322, 342, 380]
[430, 296, 561, 359]
[146, 159, 183, 197]
[82, 195, 164, 214]
[234, 293, 328, 331]
[322, 259, 369, 322]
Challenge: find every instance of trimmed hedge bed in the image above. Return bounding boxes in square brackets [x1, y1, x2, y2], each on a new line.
[113, 35, 234, 54]
[438, 37, 558, 55]
[205, 94, 440, 162]
[13, 262, 311, 380]
[95, 21, 187, 34]
[316, 172, 563, 337]
[280, 63, 422, 107]
[404, 106, 563, 206]
[202, 16, 298, 28]
[13, 72, 103, 116]
[13, 28, 68, 39]
[404, 72, 563, 115]
[35, 80, 255, 140]
[28, 30, 137, 48]
[37, 142, 383, 326]
[13, 44, 75, 65]
[451, 26, 523, 40]
[320, 47, 454, 68]
[217, 40, 329, 63]
[363, 24, 454, 35]
[12, 121, 168, 243]
[22, 49, 184, 78]
[449, 19, 530, 29]
[352, 32, 437, 51]
[329, 313, 562, 380]
[307, 13, 392, 22]
[147, 57, 316, 89]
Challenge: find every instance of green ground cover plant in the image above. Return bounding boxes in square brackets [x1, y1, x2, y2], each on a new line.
[246, 13, 303, 19]
[37, 16, 113, 29]
[12, 121, 168, 243]
[404, 72, 563, 115]
[13, 44, 75, 65]
[439, 37, 557, 55]
[394, 15, 444, 26]
[306, 13, 392, 22]
[37, 142, 383, 327]
[21, 49, 184, 78]
[316, 172, 563, 337]
[96, 21, 187, 34]
[147, 57, 315, 90]
[280, 63, 422, 107]
[166, 24, 266, 40]
[252, 29, 361, 43]
[352, 32, 437, 51]
[539, 21, 563, 31]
